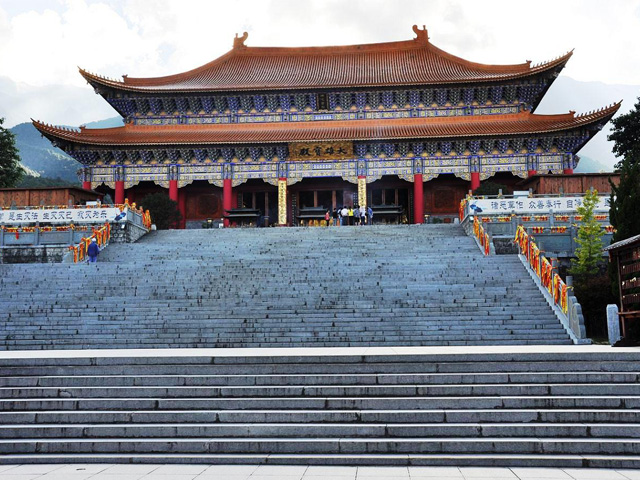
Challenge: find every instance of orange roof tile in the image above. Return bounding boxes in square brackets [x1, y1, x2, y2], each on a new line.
[33, 104, 620, 147]
[79, 26, 572, 93]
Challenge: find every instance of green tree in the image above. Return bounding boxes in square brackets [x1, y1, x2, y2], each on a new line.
[609, 159, 640, 243]
[607, 96, 640, 299]
[0, 117, 23, 187]
[138, 193, 182, 230]
[608, 96, 640, 167]
[571, 188, 605, 276]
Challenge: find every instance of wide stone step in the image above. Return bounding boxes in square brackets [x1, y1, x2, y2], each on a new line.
[3, 408, 638, 425]
[2, 383, 638, 399]
[4, 371, 634, 387]
[2, 437, 640, 455]
[3, 360, 636, 376]
[2, 452, 640, 468]
[1, 395, 637, 411]
[4, 422, 640, 439]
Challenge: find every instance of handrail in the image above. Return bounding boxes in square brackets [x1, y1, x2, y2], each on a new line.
[515, 225, 567, 314]
[473, 216, 490, 255]
[68, 223, 111, 263]
[1, 224, 94, 239]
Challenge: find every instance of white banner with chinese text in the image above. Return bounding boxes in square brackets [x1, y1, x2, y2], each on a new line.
[469, 196, 609, 215]
[0, 208, 123, 225]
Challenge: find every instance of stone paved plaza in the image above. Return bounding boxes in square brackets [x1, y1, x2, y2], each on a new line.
[1, 463, 640, 480]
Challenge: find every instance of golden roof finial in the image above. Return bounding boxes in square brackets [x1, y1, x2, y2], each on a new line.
[233, 31, 248, 49]
[412, 25, 428, 42]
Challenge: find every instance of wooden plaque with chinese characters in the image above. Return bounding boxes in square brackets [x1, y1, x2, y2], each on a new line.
[289, 142, 353, 161]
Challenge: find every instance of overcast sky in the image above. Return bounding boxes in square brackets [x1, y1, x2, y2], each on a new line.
[1, 0, 640, 129]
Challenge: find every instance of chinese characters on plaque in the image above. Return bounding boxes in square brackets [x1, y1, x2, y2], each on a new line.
[289, 142, 354, 161]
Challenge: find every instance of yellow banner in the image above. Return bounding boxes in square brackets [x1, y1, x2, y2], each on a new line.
[289, 142, 353, 161]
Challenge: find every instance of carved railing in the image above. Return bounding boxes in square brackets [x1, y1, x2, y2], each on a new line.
[515, 225, 567, 312]
[473, 216, 491, 255]
[67, 223, 111, 263]
[514, 225, 588, 342]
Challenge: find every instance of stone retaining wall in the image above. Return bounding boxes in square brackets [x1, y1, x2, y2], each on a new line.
[0, 245, 68, 264]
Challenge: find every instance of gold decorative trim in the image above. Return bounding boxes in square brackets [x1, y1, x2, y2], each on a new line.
[455, 172, 472, 181]
[209, 179, 224, 187]
[342, 175, 358, 184]
[232, 179, 246, 187]
[357, 177, 367, 207]
[479, 172, 492, 181]
[263, 178, 279, 186]
[423, 173, 439, 182]
[365, 175, 383, 184]
[177, 179, 194, 188]
[397, 174, 414, 183]
[278, 179, 287, 225]
[286, 178, 301, 186]
[124, 180, 141, 189]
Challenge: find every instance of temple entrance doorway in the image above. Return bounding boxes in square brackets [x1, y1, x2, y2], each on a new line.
[297, 190, 337, 210]
[182, 180, 223, 228]
[128, 181, 165, 206]
[289, 178, 354, 226]
[423, 174, 468, 223]
[367, 176, 411, 224]
[236, 179, 278, 227]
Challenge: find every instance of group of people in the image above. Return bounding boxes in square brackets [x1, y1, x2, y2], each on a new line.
[324, 205, 373, 226]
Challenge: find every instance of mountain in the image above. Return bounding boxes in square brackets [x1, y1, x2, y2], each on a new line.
[536, 76, 639, 169]
[10, 117, 123, 183]
[574, 155, 614, 174]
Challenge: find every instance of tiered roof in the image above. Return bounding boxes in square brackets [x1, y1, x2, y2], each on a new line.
[33, 104, 620, 147]
[79, 26, 572, 93]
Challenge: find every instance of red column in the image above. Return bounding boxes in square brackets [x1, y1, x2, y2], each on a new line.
[169, 179, 178, 202]
[470, 172, 480, 191]
[413, 174, 424, 224]
[115, 180, 125, 204]
[563, 168, 574, 175]
[223, 178, 232, 227]
[527, 169, 537, 178]
[178, 189, 186, 229]
[82, 181, 92, 191]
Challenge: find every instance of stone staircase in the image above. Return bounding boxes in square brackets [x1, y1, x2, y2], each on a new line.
[0, 225, 572, 350]
[0, 349, 639, 467]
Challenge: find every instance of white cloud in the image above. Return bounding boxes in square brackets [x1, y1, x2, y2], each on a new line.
[1, 0, 639, 132]
[4, 0, 640, 86]
[0, 76, 117, 127]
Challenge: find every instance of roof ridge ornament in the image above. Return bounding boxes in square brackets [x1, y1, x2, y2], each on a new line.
[412, 25, 428, 43]
[233, 31, 248, 49]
